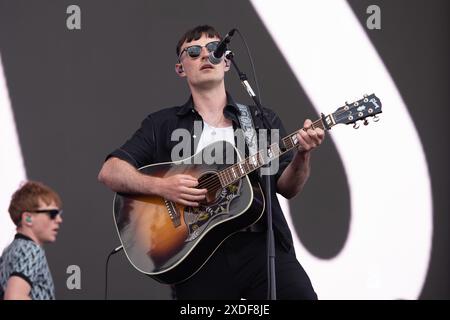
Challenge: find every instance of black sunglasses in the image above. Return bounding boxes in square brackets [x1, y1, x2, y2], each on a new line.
[29, 209, 62, 220]
[178, 41, 220, 60]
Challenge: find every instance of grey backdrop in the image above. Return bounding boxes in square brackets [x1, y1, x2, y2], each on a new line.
[0, 0, 448, 299]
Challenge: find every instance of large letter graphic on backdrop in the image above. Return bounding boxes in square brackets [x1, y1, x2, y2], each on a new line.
[0, 56, 27, 252]
[250, 0, 432, 299]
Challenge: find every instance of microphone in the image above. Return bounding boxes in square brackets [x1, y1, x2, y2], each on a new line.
[208, 28, 236, 65]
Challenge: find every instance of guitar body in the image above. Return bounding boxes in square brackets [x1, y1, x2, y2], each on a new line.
[113, 141, 265, 284]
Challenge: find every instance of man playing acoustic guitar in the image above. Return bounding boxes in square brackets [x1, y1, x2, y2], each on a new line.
[98, 25, 324, 299]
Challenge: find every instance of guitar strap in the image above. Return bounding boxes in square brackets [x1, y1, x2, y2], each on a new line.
[236, 103, 267, 233]
[236, 103, 258, 157]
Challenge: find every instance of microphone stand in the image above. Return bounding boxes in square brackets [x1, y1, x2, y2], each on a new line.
[226, 51, 277, 300]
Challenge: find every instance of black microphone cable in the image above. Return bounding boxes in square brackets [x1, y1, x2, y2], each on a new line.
[233, 28, 263, 105]
[104, 245, 123, 300]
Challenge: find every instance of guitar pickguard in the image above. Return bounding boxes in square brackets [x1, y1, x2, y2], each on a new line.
[184, 179, 242, 242]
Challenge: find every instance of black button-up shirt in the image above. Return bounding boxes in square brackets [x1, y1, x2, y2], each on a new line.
[108, 93, 295, 250]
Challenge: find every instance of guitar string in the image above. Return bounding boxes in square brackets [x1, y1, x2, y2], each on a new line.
[194, 118, 324, 190]
[194, 151, 263, 190]
[192, 98, 378, 190]
[197, 117, 323, 189]
[194, 120, 323, 190]
[197, 155, 262, 190]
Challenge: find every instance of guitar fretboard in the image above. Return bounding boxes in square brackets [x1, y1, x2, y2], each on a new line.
[217, 117, 329, 187]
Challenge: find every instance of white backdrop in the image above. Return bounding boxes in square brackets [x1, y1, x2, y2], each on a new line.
[251, 0, 433, 299]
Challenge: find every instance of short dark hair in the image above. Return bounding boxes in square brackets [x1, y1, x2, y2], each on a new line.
[8, 181, 62, 226]
[176, 25, 222, 57]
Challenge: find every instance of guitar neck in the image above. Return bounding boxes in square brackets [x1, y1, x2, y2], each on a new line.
[216, 113, 336, 187]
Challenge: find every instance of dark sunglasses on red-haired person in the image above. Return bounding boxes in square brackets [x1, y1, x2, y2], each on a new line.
[27, 209, 62, 220]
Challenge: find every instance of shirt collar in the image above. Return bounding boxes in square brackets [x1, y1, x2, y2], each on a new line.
[176, 92, 241, 119]
[15, 233, 35, 242]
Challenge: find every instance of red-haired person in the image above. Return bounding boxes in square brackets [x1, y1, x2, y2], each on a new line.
[0, 181, 63, 300]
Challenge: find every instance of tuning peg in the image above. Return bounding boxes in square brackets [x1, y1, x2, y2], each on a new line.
[344, 101, 350, 111]
[364, 119, 369, 126]
[373, 115, 380, 122]
[363, 94, 368, 98]
[353, 122, 360, 129]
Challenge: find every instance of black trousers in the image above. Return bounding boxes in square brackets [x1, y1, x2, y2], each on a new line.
[173, 231, 318, 300]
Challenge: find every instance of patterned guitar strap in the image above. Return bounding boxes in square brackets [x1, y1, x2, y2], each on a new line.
[236, 103, 258, 157]
[236, 103, 267, 232]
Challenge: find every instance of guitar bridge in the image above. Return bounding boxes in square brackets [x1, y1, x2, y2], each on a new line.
[164, 199, 181, 227]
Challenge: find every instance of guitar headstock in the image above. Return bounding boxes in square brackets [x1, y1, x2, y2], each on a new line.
[331, 94, 382, 128]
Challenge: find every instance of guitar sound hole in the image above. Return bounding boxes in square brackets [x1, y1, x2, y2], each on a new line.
[198, 172, 222, 204]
